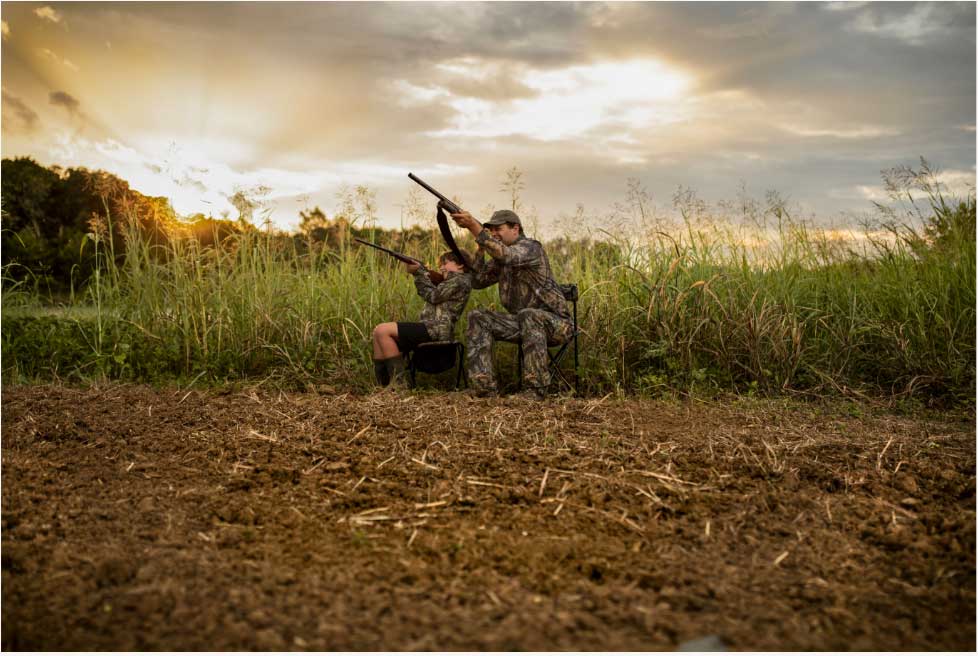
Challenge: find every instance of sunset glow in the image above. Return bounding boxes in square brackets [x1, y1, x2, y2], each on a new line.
[1, 2, 974, 231]
[421, 58, 693, 142]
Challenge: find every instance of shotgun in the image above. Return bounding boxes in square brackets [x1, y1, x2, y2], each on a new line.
[408, 173, 462, 214]
[408, 173, 472, 269]
[353, 238, 445, 284]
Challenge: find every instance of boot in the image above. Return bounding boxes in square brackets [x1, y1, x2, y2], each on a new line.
[373, 359, 391, 387]
[385, 355, 409, 389]
[513, 387, 547, 401]
[467, 386, 498, 399]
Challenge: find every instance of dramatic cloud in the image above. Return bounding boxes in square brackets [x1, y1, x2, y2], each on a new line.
[840, 167, 976, 204]
[404, 58, 692, 143]
[933, 168, 978, 198]
[845, 3, 961, 45]
[49, 90, 80, 115]
[0, 2, 972, 229]
[37, 47, 78, 70]
[1, 89, 40, 133]
[42, 133, 413, 227]
[778, 124, 901, 140]
[33, 6, 63, 24]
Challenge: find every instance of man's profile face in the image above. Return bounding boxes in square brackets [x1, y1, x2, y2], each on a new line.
[488, 222, 521, 245]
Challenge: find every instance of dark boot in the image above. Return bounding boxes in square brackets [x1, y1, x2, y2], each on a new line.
[513, 387, 547, 401]
[386, 355, 408, 389]
[373, 359, 391, 386]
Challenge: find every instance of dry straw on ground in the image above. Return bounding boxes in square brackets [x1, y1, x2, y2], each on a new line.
[1, 384, 974, 650]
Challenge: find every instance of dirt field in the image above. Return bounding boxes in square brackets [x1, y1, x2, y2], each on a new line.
[1, 384, 974, 651]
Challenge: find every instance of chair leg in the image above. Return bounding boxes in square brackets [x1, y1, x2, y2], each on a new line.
[455, 344, 465, 389]
[517, 343, 523, 391]
[573, 333, 579, 396]
[407, 353, 417, 389]
[549, 359, 573, 392]
[545, 343, 575, 394]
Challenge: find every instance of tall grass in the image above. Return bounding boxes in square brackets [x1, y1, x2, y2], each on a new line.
[553, 202, 975, 404]
[2, 177, 974, 405]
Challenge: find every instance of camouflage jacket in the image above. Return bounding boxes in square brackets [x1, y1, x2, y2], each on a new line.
[471, 231, 570, 319]
[412, 269, 473, 341]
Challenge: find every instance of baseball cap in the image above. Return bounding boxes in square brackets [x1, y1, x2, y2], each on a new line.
[483, 209, 522, 227]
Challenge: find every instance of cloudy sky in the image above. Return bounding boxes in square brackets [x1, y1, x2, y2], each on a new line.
[1, 1, 975, 231]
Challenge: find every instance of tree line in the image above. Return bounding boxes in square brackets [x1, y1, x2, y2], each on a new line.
[2, 157, 550, 297]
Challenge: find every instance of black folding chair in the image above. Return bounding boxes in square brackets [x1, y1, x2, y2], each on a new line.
[405, 340, 467, 390]
[517, 283, 580, 395]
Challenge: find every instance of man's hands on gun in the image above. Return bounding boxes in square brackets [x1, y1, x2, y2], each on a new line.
[445, 206, 483, 238]
[404, 261, 421, 274]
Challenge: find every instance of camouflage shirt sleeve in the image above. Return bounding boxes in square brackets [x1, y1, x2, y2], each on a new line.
[412, 268, 438, 301]
[415, 270, 473, 341]
[413, 269, 472, 305]
[469, 248, 500, 289]
[476, 228, 544, 268]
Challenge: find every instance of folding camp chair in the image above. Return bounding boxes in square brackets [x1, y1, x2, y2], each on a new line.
[405, 340, 467, 390]
[517, 283, 580, 395]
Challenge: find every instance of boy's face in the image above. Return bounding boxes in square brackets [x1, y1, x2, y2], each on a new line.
[488, 222, 521, 245]
[439, 259, 464, 274]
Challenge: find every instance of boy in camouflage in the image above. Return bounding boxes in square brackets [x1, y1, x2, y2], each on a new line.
[371, 250, 472, 388]
[448, 207, 573, 399]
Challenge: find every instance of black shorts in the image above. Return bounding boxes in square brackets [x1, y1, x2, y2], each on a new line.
[395, 322, 432, 353]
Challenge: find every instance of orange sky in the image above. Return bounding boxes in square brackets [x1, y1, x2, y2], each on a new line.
[1, 2, 974, 232]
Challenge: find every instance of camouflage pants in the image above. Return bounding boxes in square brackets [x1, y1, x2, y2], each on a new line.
[466, 309, 574, 393]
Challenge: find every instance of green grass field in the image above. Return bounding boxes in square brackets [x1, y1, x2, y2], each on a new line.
[2, 173, 974, 407]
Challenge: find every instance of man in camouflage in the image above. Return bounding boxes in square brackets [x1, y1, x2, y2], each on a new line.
[448, 207, 573, 399]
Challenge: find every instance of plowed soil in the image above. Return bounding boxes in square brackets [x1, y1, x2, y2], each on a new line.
[1, 384, 974, 651]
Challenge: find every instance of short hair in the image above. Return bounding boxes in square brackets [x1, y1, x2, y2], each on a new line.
[439, 249, 472, 270]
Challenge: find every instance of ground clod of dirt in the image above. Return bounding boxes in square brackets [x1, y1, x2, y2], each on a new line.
[1, 384, 974, 650]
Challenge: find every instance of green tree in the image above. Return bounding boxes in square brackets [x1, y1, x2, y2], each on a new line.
[0, 157, 60, 235]
[298, 206, 329, 236]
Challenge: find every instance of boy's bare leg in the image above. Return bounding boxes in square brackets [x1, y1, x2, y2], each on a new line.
[370, 323, 409, 390]
[371, 322, 401, 359]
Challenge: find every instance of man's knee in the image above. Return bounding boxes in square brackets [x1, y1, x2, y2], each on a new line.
[552, 318, 574, 345]
[517, 309, 547, 334]
[467, 310, 489, 334]
[518, 308, 548, 321]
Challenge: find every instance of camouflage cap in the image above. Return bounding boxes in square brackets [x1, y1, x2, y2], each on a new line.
[483, 209, 521, 227]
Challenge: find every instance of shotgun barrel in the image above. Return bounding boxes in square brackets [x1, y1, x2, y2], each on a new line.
[353, 238, 420, 265]
[353, 238, 444, 284]
[408, 173, 462, 214]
